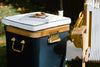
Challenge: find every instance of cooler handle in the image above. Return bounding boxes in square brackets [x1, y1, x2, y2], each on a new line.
[11, 37, 25, 53]
[48, 31, 61, 43]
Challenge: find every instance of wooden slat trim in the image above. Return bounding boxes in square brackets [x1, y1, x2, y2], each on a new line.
[6, 25, 70, 38]
[88, 61, 100, 63]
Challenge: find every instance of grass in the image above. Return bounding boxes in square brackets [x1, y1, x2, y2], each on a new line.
[0, 34, 6, 47]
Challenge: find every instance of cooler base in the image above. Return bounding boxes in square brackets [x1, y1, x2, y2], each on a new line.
[6, 31, 68, 67]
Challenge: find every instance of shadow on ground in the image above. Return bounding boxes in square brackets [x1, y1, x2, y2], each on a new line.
[66, 59, 100, 67]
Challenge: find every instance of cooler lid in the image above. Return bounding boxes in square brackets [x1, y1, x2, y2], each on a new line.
[2, 12, 71, 31]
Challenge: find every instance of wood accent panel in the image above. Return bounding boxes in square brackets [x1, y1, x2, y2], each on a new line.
[6, 25, 70, 38]
[88, 11, 92, 48]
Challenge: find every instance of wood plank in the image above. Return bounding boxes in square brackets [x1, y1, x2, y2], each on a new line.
[82, 33, 88, 67]
[88, 61, 100, 63]
[6, 25, 70, 38]
[88, 11, 92, 48]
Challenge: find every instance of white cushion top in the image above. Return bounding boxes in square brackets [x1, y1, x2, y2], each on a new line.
[2, 12, 71, 31]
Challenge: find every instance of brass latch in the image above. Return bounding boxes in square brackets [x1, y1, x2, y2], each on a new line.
[48, 31, 61, 43]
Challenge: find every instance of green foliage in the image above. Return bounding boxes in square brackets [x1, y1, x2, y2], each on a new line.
[0, 3, 21, 67]
[0, 2, 21, 34]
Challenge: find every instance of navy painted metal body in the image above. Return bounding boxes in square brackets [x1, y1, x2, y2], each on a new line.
[6, 31, 68, 67]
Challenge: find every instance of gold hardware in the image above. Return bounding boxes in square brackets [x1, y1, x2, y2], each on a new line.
[11, 37, 25, 53]
[48, 31, 61, 43]
[21, 40, 25, 44]
[85, 53, 90, 62]
[11, 37, 15, 41]
[71, 26, 86, 48]
[71, 11, 86, 48]
[74, 11, 84, 28]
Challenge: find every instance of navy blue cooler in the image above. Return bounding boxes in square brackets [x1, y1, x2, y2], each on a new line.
[2, 12, 71, 67]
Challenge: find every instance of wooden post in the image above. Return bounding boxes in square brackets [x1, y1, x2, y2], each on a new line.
[82, 1, 88, 66]
[82, 9, 92, 67]
[82, 33, 87, 67]
[60, 0, 63, 10]
[82, 10, 89, 67]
